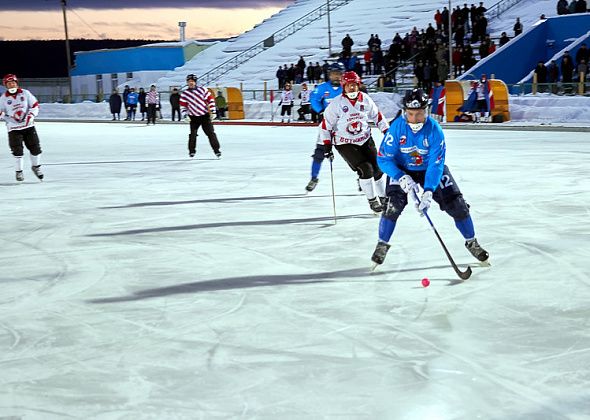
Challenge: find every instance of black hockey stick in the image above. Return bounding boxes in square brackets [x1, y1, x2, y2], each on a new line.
[329, 157, 337, 225]
[414, 192, 472, 280]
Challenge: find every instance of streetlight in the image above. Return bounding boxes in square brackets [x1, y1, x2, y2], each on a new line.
[61, 0, 73, 102]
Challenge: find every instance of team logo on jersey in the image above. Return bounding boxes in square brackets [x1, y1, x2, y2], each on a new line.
[20, 97, 24, 101]
[7, 100, 12, 105]
[400, 135, 407, 145]
[346, 120, 362, 135]
[342, 106, 349, 113]
[423, 138, 429, 147]
[360, 105, 365, 111]
[410, 151, 423, 165]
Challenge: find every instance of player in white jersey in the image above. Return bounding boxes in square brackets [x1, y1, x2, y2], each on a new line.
[0, 74, 43, 182]
[320, 71, 389, 213]
[296, 82, 311, 121]
[279, 82, 294, 123]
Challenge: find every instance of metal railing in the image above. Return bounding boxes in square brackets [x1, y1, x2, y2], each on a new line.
[486, 0, 527, 20]
[197, 0, 354, 86]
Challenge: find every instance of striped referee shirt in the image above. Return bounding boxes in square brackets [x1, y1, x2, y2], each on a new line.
[179, 86, 216, 117]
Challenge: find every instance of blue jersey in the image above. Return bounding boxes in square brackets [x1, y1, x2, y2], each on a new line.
[126, 92, 139, 106]
[310, 81, 342, 113]
[377, 116, 446, 192]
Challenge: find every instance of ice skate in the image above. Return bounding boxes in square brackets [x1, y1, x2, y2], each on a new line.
[31, 165, 44, 180]
[368, 197, 383, 214]
[305, 177, 319, 192]
[371, 241, 391, 270]
[465, 238, 489, 262]
[15, 171, 24, 182]
[215, 151, 222, 159]
[189, 152, 195, 158]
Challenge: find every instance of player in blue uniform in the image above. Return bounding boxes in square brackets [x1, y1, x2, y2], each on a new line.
[304, 62, 345, 192]
[371, 89, 489, 266]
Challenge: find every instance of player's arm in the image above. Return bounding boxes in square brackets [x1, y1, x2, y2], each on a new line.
[319, 102, 337, 143]
[310, 86, 324, 113]
[423, 123, 446, 192]
[26, 91, 40, 118]
[376, 128, 405, 181]
[367, 97, 389, 133]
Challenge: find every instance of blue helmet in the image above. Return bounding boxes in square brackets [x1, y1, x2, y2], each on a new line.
[328, 62, 345, 73]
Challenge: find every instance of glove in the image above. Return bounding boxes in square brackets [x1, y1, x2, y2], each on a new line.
[398, 174, 418, 194]
[416, 190, 433, 215]
[323, 141, 334, 161]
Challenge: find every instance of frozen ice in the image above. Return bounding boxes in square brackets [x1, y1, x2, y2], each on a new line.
[1, 122, 589, 419]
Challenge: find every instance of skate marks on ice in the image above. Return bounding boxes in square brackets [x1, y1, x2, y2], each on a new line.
[44, 158, 217, 166]
[85, 214, 375, 237]
[100, 193, 361, 209]
[87, 265, 451, 304]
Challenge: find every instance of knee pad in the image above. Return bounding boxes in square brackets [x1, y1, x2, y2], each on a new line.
[383, 192, 407, 221]
[356, 161, 374, 179]
[312, 144, 325, 161]
[444, 195, 470, 220]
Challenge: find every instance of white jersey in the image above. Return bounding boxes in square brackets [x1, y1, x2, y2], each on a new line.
[280, 90, 294, 105]
[299, 89, 311, 105]
[319, 93, 388, 146]
[0, 88, 39, 132]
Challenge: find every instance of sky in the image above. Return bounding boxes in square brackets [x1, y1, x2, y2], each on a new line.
[0, 0, 293, 40]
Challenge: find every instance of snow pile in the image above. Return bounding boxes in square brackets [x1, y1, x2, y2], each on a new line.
[509, 95, 590, 123]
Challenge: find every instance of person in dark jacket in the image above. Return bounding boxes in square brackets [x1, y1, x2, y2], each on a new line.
[557, 0, 569, 14]
[138, 87, 147, 121]
[109, 89, 122, 120]
[169, 88, 181, 121]
[122, 85, 130, 120]
[575, 0, 587, 12]
[534, 61, 548, 92]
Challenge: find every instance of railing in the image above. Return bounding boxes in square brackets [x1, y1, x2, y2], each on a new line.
[486, 0, 527, 20]
[198, 0, 355, 86]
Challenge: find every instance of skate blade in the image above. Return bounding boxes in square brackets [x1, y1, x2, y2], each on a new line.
[370, 262, 380, 272]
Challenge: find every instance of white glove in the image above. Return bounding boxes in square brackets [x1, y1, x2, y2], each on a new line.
[417, 190, 433, 214]
[398, 174, 418, 194]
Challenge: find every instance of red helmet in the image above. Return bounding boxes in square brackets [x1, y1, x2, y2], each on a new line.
[2, 74, 18, 86]
[341, 71, 361, 87]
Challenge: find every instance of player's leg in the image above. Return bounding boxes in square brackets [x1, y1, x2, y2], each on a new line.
[8, 130, 25, 181]
[22, 127, 43, 180]
[188, 116, 200, 157]
[433, 165, 489, 261]
[335, 143, 382, 212]
[362, 137, 387, 202]
[201, 115, 221, 157]
[306, 140, 325, 192]
[371, 179, 409, 265]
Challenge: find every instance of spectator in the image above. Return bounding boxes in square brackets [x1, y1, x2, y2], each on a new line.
[577, 59, 587, 80]
[276, 66, 285, 89]
[322, 61, 330, 81]
[170, 88, 181, 121]
[476, 1, 487, 17]
[499, 32, 510, 46]
[441, 6, 449, 33]
[125, 87, 139, 121]
[569, 0, 577, 13]
[364, 49, 372, 75]
[575, 0, 586, 12]
[488, 40, 497, 55]
[372, 46, 384, 75]
[576, 43, 589, 67]
[297, 56, 306, 75]
[368, 34, 376, 50]
[122, 85, 130, 120]
[557, 0, 569, 14]
[462, 3, 471, 32]
[373, 34, 382, 51]
[561, 54, 575, 83]
[534, 61, 548, 92]
[138, 87, 147, 121]
[145, 85, 159, 125]
[342, 34, 354, 54]
[547, 59, 560, 93]
[215, 91, 227, 120]
[454, 25, 465, 47]
[306, 64, 315, 84]
[313, 62, 323, 83]
[434, 9, 443, 31]
[513, 18, 523, 37]
[108, 89, 122, 121]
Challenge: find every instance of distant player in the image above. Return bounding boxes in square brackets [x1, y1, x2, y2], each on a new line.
[279, 82, 294, 123]
[180, 74, 221, 158]
[304, 62, 345, 192]
[320, 71, 389, 213]
[371, 89, 488, 266]
[0, 74, 43, 182]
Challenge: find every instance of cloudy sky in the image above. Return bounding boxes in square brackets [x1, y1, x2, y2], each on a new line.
[0, 0, 292, 40]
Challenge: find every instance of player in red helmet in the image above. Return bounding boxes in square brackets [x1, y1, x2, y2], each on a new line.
[319, 70, 390, 213]
[0, 74, 44, 182]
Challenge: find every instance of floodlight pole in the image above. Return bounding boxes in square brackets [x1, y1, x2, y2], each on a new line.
[61, 0, 74, 102]
[327, 0, 332, 56]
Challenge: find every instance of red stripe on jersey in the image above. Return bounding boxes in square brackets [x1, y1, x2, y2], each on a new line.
[180, 87, 214, 116]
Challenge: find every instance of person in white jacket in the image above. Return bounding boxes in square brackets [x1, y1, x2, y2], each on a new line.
[0, 74, 43, 181]
[319, 71, 389, 213]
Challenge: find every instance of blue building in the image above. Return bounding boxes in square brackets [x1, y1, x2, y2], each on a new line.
[71, 40, 213, 100]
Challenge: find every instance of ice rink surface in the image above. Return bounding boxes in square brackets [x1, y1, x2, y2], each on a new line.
[1, 122, 589, 419]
